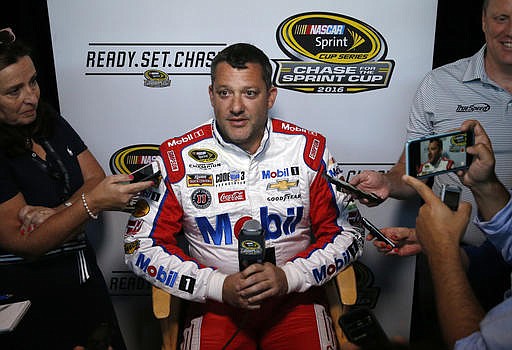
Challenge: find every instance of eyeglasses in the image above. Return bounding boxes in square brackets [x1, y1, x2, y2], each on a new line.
[0, 28, 16, 45]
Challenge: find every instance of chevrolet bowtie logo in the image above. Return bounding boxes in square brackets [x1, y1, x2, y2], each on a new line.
[266, 179, 299, 191]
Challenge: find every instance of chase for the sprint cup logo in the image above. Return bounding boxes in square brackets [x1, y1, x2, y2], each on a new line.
[273, 12, 395, 94]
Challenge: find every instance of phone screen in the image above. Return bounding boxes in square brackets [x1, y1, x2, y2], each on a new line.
[406, 130, 473, 179]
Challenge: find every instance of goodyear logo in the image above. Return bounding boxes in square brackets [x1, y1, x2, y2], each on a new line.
[274, 12, 394, 93]
[143, 69, 171, 88]
[109, 144, 160, 175]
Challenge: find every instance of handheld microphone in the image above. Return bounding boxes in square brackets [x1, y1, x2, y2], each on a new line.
[238, 219, 265, 271]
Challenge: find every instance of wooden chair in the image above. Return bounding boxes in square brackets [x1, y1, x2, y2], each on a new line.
[152, 264, 358, 350]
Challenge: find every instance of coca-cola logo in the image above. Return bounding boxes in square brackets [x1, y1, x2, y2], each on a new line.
[218, 190, 246, 203]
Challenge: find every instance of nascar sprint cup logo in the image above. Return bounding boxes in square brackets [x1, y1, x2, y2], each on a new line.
[274, 12, 394, 94]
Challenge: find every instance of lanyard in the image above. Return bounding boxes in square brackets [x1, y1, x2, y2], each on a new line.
[30, 138, 72, 201]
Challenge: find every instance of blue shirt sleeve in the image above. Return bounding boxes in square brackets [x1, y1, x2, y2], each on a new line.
[474, 190, 512, 265]
[454, 297, 512, 350]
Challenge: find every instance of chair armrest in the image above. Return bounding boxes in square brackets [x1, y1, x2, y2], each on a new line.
[337, 264, 357, 305]
[326, 264, 357, 348]
[152, 286, 171, 319]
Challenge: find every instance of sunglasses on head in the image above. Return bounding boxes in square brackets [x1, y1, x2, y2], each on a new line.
[0, 28, 16, 45]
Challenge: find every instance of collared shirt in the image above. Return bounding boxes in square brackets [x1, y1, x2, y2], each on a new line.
[454, 191, 512, 349]
[407, 45, 512, 245]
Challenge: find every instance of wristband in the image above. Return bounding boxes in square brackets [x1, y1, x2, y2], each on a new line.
[81, 193, 98, 219]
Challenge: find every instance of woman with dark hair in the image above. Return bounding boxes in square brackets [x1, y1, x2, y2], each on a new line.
[0, 28, 152, 349]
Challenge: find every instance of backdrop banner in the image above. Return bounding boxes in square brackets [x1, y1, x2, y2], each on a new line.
[47, 1, 438, 348]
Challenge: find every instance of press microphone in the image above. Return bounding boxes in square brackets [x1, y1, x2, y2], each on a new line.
[238, 219, 265, 271]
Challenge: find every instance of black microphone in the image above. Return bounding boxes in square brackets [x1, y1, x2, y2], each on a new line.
[238, 219, 265, 271]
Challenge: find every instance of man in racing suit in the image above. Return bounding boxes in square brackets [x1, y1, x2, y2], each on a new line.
[417, 138, 454, 177]
[124, 43, 363, 350]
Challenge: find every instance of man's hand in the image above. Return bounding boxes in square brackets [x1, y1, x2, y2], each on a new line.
[458, 119, 509, 221]
[349, 171, 391, 206]
[402, 175, 472, 257]
[222, 263, 288, 309]
[459, 119, 496, 188]
[222, 271, 259, 310]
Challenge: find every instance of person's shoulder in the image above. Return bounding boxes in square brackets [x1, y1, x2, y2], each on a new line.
[160, 121, 213, 151]
[271, 118, 325, 140]
[430, 47, 482, 79]
[271, 118, 326, 170]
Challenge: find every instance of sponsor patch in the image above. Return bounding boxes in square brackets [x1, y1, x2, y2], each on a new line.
[309, 139, 320, 159]
[218, 190, 246, 203]
[132, 199, 150, 218]
[124, 240, 140, 254]
[266, 179, 299, 191]
[267, 193, 301, 202]
[188, 148, 218, 163]
[167, 150, 179, 172]
[141, 189, 161, 202]
[135, 253, 179, 288]
[167, 129, 206, 147]
[179, 275, 196, 294]
[261, 167, 299, 179]
[191, 188, 212, 209]
[187, 174, 214, 187]
[215, 170, 246, 186]
[126, 219, 143, 235]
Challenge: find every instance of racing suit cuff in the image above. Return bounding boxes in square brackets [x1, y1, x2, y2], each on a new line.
[281, 263, 305, 293]
[206, 270, 227, 303]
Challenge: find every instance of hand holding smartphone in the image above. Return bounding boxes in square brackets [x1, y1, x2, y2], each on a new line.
[362, 217, 397, 249]
[129, 161, 161, 183]
[405, 130, 474, 179]
[324, 174, 383, 205]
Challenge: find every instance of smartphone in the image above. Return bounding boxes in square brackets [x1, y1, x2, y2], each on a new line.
[324, 174, 384, 204]
[441, 184, 461, 211]
[361, 217, 397, 249]
[405, 130, 474, 179]
[130, 161, 161, 183]
[339, 308, 392, 349]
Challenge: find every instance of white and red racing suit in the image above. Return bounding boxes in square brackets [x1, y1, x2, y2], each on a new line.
[124, 118, 363, 349]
